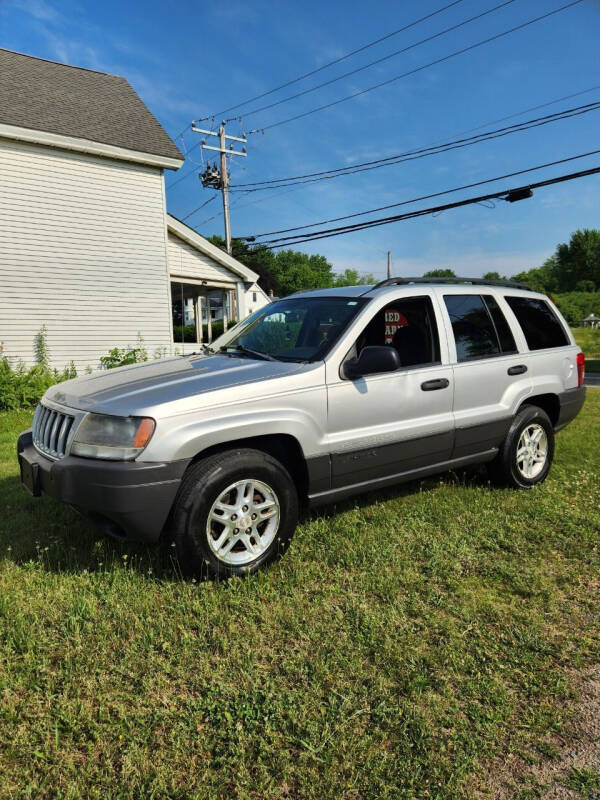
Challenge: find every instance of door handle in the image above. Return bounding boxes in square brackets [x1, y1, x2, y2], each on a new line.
[507, 364, 528, 375]
[421, 378, 450, 391]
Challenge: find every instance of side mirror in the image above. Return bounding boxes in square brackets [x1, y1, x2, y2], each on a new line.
[344, 346, 401, 379]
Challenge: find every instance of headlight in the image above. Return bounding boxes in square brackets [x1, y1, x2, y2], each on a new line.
[70, 413, 155, 460]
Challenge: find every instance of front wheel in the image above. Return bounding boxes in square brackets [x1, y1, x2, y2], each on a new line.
[488, 405, 555, 489]
[171, 448, 299, 579]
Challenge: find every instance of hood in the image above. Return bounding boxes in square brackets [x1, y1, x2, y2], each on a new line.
[45, 354, 311, 416]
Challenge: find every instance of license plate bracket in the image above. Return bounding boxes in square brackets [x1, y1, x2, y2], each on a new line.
[19, 454, 41, 497]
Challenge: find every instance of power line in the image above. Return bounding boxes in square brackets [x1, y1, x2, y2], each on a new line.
[166, 82, 600, 194]
[201, 0, 468, 121]
[428, 84, 600, 143]
[165, 143, 203, 190]
[180, 194, 217, 222]
[238, 0, 517, 120]
[258, 162, 600, 248]
[247, 0, 585, 133]
[247, 148, 600, 240]
[231, 100, 600, 191]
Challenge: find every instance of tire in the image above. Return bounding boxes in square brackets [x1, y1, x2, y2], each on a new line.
[171, 448, 299, 579]
[487, 405, 555, 489]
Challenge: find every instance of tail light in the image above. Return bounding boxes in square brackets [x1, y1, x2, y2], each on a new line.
[576, 352, 585, 387]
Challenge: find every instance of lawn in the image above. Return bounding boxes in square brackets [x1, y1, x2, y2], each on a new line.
[1, 394, 599, 799]
[573, 327, 600, 372]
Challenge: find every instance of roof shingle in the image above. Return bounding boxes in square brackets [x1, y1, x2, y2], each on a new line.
[0, 48, 183, 163]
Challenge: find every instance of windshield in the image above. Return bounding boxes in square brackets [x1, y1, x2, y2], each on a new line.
[210, 296, 369, 362]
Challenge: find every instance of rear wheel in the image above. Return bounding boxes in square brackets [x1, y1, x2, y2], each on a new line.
[171, 448, 299, 579]
[488, 405, 554, 489]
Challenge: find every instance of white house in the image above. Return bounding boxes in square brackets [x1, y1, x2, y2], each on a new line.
[0, 48, 269, 371]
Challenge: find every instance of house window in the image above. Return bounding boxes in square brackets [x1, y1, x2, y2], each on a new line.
[253, 292, 257, 302]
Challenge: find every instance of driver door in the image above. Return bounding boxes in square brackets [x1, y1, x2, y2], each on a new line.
[326, 294, 454, 490]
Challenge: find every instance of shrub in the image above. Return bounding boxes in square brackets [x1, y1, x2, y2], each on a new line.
[99, 346, 148, 370]
[0, 359, 77, 411]
[172, 320, 237, 345]
[0, 327, 78, 411]
[99, 333, 149, 370]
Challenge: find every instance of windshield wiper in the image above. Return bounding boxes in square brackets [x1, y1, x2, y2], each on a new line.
[220, 345, 278, 362]
[185, 344, 214, 357]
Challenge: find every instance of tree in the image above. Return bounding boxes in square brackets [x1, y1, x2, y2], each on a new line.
[554, 229, 600, 291]
[511, 230, 600, 293]
[209, 236, 279, 295]
[552, 291, 600, 326]
[271, 250, 335, 296]
[209, 237, 377, 296]
[423, 268, 456, 278]
[333, 268, 376, 287]
[483, 271, 506, 281]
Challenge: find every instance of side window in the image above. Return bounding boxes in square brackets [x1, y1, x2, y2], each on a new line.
[444, 294, 501, 362]
[354, 296, 440, 368]
[504, 296, 569, 350]
[482, 295, 517, 354]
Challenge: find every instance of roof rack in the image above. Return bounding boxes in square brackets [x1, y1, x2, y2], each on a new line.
[366, 276, 533, 293]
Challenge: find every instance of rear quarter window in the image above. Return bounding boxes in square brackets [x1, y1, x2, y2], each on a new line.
[504, 296, 569, 350]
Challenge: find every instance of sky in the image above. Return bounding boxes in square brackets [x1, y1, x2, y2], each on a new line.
[1, 0, 599, 280]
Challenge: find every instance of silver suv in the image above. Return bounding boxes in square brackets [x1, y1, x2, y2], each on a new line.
[18, 278, 586, 577]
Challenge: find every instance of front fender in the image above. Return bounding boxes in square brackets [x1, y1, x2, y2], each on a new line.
[139, 404, 326, 463]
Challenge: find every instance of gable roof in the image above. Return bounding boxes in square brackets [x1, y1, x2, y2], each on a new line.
[0, 48, 183, 167]
[167, 214, 259, 283]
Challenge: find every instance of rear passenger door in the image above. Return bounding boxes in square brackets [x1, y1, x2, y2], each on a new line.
[441, 292, 532, 459]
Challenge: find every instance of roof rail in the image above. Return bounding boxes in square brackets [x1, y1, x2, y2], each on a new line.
[366, 276, 533, 293]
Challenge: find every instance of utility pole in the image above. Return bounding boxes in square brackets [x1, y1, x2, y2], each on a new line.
[219, 124, 231, 254]
[387, 250, 392, 279]
[192, 121, 247, 255]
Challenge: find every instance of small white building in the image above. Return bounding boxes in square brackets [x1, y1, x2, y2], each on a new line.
[0, 48, 269, 371]
[581, 313, 600, 329]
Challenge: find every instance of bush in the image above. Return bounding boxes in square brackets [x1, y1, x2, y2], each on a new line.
[99, 346, 148, 370]
[553, 291, 600, 327]
[0, 358, 77, 411]
[99, 333, 149, 370]
[172, 320, 237, 346]
[172, 324, 197, 344]
[0, 327, 77, 411]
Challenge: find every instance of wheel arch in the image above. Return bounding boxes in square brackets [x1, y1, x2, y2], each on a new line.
[518, 393, 560, 427]
[188, 433, 310, 503]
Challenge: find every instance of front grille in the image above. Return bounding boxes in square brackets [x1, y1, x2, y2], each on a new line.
[32, 403, 75, 459]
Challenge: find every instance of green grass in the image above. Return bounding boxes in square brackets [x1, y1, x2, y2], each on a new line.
[1, 395, 599, 799]
[562, 767, 600, 798]
[572, 328, 600, 362]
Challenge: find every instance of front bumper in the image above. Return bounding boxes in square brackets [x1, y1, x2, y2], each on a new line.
[555, 386, 586, 432]
[17, 430, 190, 542]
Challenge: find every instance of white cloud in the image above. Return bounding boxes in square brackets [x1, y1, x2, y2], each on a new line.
[5, 0, 60, 22]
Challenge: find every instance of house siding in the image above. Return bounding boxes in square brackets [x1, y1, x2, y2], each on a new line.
[0, 138, 173, 371]
[168, 231, 241, 285]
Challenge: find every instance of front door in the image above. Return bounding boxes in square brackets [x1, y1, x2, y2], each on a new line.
[326, 294, 454, 490]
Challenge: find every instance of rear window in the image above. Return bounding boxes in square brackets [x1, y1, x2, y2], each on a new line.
[504, 296, 569, 350]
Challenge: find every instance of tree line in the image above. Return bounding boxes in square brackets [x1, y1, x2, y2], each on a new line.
[209, 236, 375, 296]
[212, 228, 599, 327]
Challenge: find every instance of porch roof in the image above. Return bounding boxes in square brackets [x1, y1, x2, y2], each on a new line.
[167, 214, 258, 284]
